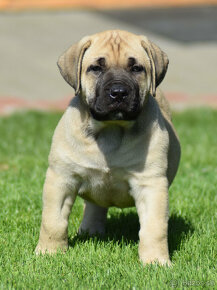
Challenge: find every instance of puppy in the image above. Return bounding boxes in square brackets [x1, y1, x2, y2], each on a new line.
[35, 30, 181, 266]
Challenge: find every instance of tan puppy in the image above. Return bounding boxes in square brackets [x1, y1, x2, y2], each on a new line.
[35, 30, 181, 266]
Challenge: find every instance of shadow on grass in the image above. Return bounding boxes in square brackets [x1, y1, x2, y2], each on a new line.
[69, 212, 194, 258]
[69, 211, 139, 248]
[168, 213, 194, 257]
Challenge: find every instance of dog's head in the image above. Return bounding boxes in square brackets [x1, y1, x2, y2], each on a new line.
[57, 30, 168, 121]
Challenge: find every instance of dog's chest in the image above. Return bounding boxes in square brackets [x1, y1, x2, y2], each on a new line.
[74, 127, 139, 208]
[77, 166, 134, 208]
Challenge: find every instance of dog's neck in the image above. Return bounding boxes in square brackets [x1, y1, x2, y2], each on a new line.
[89, 118, 135, 134]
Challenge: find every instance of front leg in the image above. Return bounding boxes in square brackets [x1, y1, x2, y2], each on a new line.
[35, 167, 77, 254]
[131, 177, 171, 266]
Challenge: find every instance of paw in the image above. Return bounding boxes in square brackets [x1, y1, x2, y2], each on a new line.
[140, 255, 172, 267]
[139, 251, 172, 266]
[78, 222, 105, 236]
[35, 242, 68, 255]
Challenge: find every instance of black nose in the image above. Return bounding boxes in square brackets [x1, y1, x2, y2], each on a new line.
[109, 84, 128, 99]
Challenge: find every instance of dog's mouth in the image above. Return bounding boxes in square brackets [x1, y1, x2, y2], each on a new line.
[90, 109, 127, 121]
[89, 105, 140, 121]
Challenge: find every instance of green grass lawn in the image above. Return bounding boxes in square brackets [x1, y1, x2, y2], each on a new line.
[0, 109, 216, 289]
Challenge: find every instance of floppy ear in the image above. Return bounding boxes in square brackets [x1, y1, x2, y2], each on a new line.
[57, 36, 91, 95]
[141, 38, 169, 97]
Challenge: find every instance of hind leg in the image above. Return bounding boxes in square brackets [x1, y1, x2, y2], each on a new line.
[78, 201, 108, 235]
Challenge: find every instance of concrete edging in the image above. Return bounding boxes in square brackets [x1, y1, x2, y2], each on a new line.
[0, 93, 216, 115]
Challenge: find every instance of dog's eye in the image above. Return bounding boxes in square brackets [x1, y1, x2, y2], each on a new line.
[131, 65, 144, 73]
[87, 65, 102, 73]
